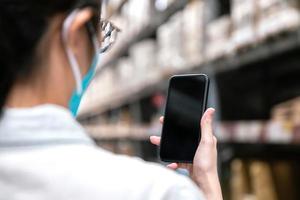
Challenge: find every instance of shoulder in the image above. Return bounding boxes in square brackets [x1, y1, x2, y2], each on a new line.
[59, 145, 205, 199]
[5, 144, 205, 200]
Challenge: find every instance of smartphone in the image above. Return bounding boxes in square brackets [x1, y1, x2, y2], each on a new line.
[160, 74, 209, 163]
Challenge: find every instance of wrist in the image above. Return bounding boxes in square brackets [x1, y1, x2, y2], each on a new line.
[192, 171, 222, 200]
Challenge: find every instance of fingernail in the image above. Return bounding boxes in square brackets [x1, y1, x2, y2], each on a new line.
[209, 107, 215, 112]
[167, 163, 177, 169]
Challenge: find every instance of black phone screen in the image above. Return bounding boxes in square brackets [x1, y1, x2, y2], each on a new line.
[160, 74, 209, 162]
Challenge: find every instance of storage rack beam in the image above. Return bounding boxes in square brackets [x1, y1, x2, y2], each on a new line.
[218, 142, 300, 161]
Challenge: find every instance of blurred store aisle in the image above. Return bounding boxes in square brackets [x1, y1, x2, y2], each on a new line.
[77, 0, 300, 199]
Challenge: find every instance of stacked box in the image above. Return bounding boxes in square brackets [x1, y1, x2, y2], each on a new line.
[214, 122, 235, 142]
[257, 0, 300, 40]
[205, 16, 232, 61]
[155, 0, 176, 11]
[265, 121, 293, 143]
[231, 0, 258, 50]
[95, 67, 116, 104]
[271, 97, 300, 128]
[117, 57, 134, 88]
[157, 23, 171, 70]
[124, 0, 156, 33]
[249, 161, 278, 200]
[215, 121, 263, 143]
[101, 0, 124, 18]
[78, 67, 116, 113]
[182, 0, 205, 66]
[129, 40, 158, 84]
[230, 160, 251, 200]
[271, 97, 300, 142]
[234, 121, 263, 142]
[157, 12, 186, 73]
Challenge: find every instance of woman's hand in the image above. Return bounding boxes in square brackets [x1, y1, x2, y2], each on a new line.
[150, 108, 223, 200]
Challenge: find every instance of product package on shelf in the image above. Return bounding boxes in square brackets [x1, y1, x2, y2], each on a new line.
[129, 40, 159, 85]
[116, 141, 137, 156]
[119, 3, 134, 37]
[228, 160, 299, 200]
[249, 161, 278, 200]
[230, 159, 252, 200]
[205, 16, 232, 61]
[155, 0, 176, 11]
[271, 96, 300, 142]
[101, 0, 124, 18]
[215, 120, 297, 143]
[182, 0, 205, 66]
[117, 57, 134, 88]
[78, 68, 115, 114]
[157, 11, 186, 74]
[231, 0, 259, 51]
[264, 121, 293, 143]
[215, 121, 263, 143]
[257, 0, 300, 41]
[92, 67, 116, 107]
[123, 0, 156, 34]
[116, 108, 134, 129]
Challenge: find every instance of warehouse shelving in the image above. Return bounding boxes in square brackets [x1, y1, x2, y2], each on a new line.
[78, 28, 300, 120]
[85, 120, 300, 143]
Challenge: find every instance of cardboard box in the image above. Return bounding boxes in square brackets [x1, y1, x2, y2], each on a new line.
[231, 0, 258, 50]
[157, 11, 186, 72]
[129, 40, 158, 84]
[206, 16, 232, 61]
[183, 0, 205, 65]
[257, 0, 300, 40]
[249, 161, 278, 200]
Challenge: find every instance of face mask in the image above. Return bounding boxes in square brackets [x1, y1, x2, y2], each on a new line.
[62, 10, 101, 116]
[68, 54, 99, 116]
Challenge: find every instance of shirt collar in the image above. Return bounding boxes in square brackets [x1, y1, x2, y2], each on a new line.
[0, 104, 94, 148]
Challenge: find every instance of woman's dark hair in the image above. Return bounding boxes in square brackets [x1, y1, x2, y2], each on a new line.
[0, 0, 100, 115]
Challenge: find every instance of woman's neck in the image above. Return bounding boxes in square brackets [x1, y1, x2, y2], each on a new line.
[5, 79, 67, 109]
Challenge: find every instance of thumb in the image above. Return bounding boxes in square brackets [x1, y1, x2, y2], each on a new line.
[200, 108, 215, 142]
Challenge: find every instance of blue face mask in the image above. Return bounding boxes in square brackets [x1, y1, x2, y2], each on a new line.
[62, 10, 101, 117]
[68, 54, 99, 116]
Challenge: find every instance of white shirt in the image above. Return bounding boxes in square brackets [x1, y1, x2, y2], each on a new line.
[0, 105, 205, 200]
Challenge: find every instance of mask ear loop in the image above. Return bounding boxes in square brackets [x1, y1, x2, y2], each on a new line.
[62, 9, 83, 95]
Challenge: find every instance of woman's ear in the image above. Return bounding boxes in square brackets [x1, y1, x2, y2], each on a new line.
[67, 8, 93, 43]
[64, 7, 95, 76]
[66, 8, 94, 53]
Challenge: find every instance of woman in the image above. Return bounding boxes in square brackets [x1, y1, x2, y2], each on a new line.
[0, 0, 222, 199]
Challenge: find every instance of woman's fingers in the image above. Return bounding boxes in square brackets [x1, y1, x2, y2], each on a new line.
[159, 116, 164, 124]
[149, 117, 164, 145]
[200, 108, 215, 143]
[167, 163, 193, 172]
[167, 163, 178, 169]
[150, 136, 161, 146]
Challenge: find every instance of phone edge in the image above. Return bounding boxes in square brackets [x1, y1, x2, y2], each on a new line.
[159, 74, 210, 163]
